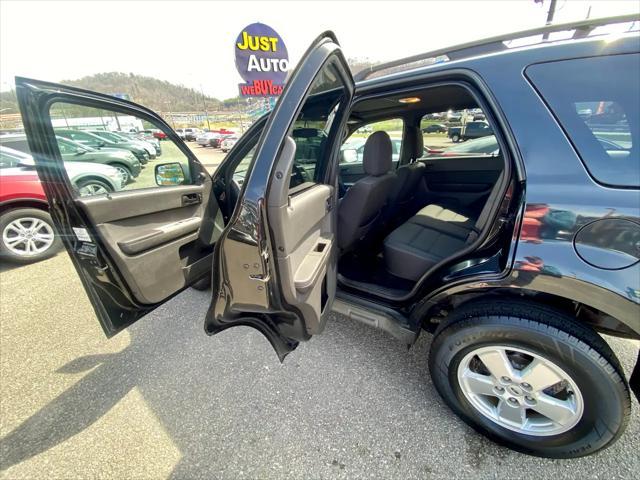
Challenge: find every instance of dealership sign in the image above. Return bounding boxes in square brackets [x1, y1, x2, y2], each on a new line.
[235, 23, 289, 97]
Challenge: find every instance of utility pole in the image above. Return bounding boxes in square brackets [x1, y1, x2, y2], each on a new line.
[200, 85, 211, 131]
[542, 0, 558, 40]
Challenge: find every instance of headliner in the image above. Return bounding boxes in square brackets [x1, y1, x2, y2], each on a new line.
[350, 84, 477, 122]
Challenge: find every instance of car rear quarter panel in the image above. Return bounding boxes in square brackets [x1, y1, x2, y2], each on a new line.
[468, 38, 640, 335]
[0, 174, 47, 204]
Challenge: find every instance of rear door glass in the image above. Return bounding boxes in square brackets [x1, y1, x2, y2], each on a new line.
[526, 54, 639, 188]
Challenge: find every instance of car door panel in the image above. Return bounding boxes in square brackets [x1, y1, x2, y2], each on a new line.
[76, 184, 220, 304]
[205, 32, 354, 359]
[268, 138, 336, 335]
[419, 155, 502, 209]
[15, 77, 217, 336]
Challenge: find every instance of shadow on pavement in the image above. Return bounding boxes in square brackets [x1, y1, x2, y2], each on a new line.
[0, 289, 438, 477]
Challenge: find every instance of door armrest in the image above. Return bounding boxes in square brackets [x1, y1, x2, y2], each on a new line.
[294, 237, 332, 292]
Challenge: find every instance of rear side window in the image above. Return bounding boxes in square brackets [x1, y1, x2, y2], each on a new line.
[526, 54, 639, 188]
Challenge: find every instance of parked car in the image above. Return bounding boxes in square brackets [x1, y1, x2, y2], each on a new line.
[85, 129, 158, 159]
[175, 128, 186, 139]
[141, 129, 167, 140]
[422, 123, 448, 134]
[428, 135, 500, 157]
[116, 130, 162, 157]
[55, 129, 150, 165]
[13, 15, 640, 458]
[0, 134, 141, 184]
[447, 121, 493, 142]
[196, 132, 221, 148]
[0, 146, 124, 263]
[220, 136, 239, 153]
[184, 128, 202, 142]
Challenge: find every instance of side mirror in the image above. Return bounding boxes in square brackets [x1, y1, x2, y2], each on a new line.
[155, 162, 186, 186]
[341, 148, 358, 163]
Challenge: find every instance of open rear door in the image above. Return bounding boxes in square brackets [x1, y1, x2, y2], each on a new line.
[206, 32, 354, 359]
[15, 79, 220, 336]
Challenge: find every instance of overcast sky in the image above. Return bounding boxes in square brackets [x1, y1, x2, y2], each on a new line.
[1, 0, 638, 99]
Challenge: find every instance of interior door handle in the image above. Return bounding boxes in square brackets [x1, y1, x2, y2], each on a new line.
[182, 193, 202, 206]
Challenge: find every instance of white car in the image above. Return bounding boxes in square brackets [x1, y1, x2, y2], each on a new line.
[93, 130, 158, 159]
[220, 136, 239, 153]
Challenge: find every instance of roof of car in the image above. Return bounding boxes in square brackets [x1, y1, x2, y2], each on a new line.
[354, 14, 639, 85]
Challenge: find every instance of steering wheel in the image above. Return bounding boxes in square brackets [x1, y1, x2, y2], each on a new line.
[291, 164, 309, 186]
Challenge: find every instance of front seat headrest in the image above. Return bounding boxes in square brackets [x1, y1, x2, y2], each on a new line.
[363, 131, 392, 176]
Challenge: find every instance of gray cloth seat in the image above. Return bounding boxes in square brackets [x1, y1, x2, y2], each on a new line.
[384, 172, 504, 280]
[384, 127, 426, 225]
[338, 131, 396, 251]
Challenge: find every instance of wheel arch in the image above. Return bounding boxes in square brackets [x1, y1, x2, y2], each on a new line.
[0, 199, 49, 216]
[74, 174, 115, 190]
[418, 286, 639, 340]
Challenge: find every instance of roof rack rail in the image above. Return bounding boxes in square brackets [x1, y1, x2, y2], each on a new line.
[353, 13, 640, 82]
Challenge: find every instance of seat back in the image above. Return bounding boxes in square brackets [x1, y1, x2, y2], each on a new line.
[338, 131, 396, 251]
[385, 126, 425, 225]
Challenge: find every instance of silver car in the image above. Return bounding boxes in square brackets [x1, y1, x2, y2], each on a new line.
[0, 146, 125, 195]
[196, 132, 221, 147]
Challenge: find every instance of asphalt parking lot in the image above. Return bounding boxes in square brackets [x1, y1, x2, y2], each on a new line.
[0, 142, 639, 479]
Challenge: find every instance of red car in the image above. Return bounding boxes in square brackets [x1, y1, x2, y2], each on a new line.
[0, 146, 124, 263]
[141, 129, 167, 140]
[0, 157, 60, 264]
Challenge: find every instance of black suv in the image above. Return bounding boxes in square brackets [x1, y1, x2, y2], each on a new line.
[15, 15, 639, 459]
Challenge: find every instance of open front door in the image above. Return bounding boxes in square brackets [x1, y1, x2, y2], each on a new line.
[15, 78, 221, 336]
[207, 32, 354, 359]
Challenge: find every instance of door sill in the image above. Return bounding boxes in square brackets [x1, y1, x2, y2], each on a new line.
[332, 292, 419, 345]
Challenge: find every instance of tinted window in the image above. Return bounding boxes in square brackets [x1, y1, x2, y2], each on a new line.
[527, 54, 639, 187]
[288, 61, 348, 190]
[49, 102, 196, 196]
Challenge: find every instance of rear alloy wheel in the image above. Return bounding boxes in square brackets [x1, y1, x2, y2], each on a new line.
[428, 299, 630, 458]
[0, 208, 62, 264]
[76, 179, 113, 197]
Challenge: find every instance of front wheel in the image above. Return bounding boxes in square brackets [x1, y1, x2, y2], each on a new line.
[75, 178, 113, 197]
[109, 164, 132, 184]
[428, 300, 630, 458]
[451, 134, 460, 143]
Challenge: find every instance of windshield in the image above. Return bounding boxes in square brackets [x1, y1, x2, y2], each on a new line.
[57, 136, 94, 153]
[0, 150, 24, 168]
[94, 131, 124, 143]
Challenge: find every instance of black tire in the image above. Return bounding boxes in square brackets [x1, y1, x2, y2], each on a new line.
[451, 134, 460, 143]
[428, 299, 630, 458]
[109, 163, 132, 184]
[75, 178, 114, 197]
[0, 208, 62, 264]
[191, 275, 211, 291]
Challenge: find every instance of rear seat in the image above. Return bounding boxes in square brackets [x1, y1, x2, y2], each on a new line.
[384, 173, 504, 281]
